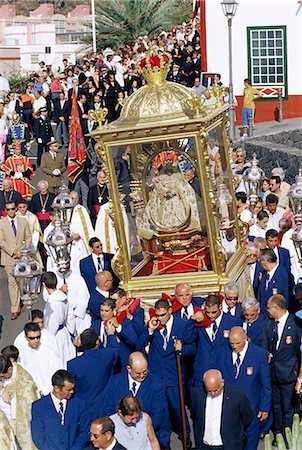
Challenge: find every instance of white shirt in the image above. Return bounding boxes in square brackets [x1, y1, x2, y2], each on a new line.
[222, 299, 236, 316]
[232, 340, 249, 366]
[205, 313, 223, 340]
[249, 262, 256, 283]
[33, 96, 47, 113]
[266, 264, 279, 288]
[95, 287, 109, 298]
[160, 315, 174, 343]
[265, 207, 284, 232]
[203, 392, 223, 446]
[100, 321, 107, 347]
[92, 253, 104, 271]
[181, 303, 194, 320]
[98, 438, 117, 450]
[276, 311, 289, 350]
[51, 392, 67, 424]
[128, 374, 141, 396]
[249, 223, 267, 239]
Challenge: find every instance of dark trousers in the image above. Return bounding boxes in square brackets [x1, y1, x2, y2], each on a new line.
[37, 142, 47, 166]
[245, 416, 260, 450]
[166, 386, 190, 439]
[272, 381, 295, 434]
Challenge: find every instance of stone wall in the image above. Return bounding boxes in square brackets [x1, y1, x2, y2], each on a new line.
[238, 129, 302, 183]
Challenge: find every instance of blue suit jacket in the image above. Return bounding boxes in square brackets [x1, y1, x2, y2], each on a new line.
[190, 384, 254, 450]
[244, 313, 266, 346]
[257, 265, 290, 313]
[92, 318, 138, 369]
[131, 306, 145, 337]
[137, 317, 196, 387]
[253, 261, 264, 296]
[88, 289, 106, 322]
[79, 253, 117, 294]
[218, 343, 271, 413]
[277, 246, 291, 273]
[31, 394, 89, 450]
[189, 313, 242, 384]
[67, 347, 118, 420]
[104, 370, 168, 431]
[259, 314, 302, 384]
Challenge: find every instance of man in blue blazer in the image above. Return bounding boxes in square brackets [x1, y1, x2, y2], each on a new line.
[104, 351, 170, 449]
[222, 282, 243, 317]
[92, 298, 138, 370]
[190, 369, 254, 450]
[259, 294, 302, 440]
[80, 237, 118, 293]
[67, 328, 118, 421]
[218, 327, 272, 450]
[137, 298, 196, 448]
[266, 229, 291, 273]
[31, 369, 89, 450]
[88, 271, 112, 322]
[187, 295, 242, 384]
[241, 297, 266, 346]
[257, 248, 290, 313]
[172, 283, 205, 320]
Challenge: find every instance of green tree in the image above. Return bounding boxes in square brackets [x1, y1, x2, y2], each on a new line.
[93, 0, 192, 50]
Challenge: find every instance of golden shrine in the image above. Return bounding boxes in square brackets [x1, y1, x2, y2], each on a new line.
[92, 51, 249, 303]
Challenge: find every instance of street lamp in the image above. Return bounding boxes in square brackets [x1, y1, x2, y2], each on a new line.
[288, 169, 302, 266]
[221, 0, 238, 141]
[12, 243, 42, 312]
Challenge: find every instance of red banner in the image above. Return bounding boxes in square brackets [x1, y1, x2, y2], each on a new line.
[68, 90, 87, 184]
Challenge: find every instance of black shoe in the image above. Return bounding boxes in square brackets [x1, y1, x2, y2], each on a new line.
[272, 439, 277, 447]
[180, 437, 192, 449]
[259, 432, 266, 440]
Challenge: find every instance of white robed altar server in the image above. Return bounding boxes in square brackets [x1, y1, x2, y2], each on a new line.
[14, 325, 60, 357]
[19, 342, 63, 396]
[56, 270, 91, 336]
[95, 201, 130, 255]
[42, 272, 76, 366]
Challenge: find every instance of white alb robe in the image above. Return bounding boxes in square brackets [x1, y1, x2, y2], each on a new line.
[70, 204, 95, 273]
[56, 271, 91, 335]
[281, 228, 302, 283]
[19, 344, 63, 395]
[43, 290, 76, 365]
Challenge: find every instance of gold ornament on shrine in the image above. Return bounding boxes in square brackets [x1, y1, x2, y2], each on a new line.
[90, 50, 251, 303]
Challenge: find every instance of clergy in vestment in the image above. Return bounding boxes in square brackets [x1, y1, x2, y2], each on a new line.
[42, 272, 76, 366]
[0, 355, 38, 450]
[19, 323, 64, 396]
[0, 408, 17, 450]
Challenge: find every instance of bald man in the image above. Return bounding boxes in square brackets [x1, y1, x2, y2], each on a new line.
[190, 369, 254, 450]
[218, 327, 271, 450]
[80, 237, 118, 294]
[104, 352, 170, 449]
[88, 270, 113, 322]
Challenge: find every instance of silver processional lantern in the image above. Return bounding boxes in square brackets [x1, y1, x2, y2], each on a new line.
[51, 181, 75, 224]
[46, 182, 75, 275]
[243, 153, 264, 209]
[288, 168, 302, 266]
[12, 242, 42, 311]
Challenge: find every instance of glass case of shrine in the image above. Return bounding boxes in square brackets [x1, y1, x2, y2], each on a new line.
[92, 52, 248, 301]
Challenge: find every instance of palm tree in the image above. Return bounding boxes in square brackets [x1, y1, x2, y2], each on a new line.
[93, 0, 192, 50]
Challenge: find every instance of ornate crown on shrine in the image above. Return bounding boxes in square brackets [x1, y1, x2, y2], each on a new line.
[138, 51, 172, 85]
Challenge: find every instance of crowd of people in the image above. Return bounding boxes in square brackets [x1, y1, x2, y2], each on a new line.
[0, 18, 300, 450]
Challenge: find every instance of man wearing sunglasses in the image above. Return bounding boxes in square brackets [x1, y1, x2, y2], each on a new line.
[86, 416, 126, 450]
[222, 282, 243, 318]
[0, 201, 31, 319]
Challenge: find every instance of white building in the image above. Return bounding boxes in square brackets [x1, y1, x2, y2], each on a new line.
[204, 0, 302, 121]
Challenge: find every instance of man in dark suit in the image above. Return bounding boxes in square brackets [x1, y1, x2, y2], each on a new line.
[54, 92, 71, 148]
[111, 288, 145, 337]
[190, 369, 254, 450]
[266, 229, 291, 272]
[87, 170, 109, 225]
[218, 327, 271, 450]
[259, 294, 302, 440]
[245, 241, 265, 297]
[87, 271, 113, 322]
[222, 282, 243, 317]
[257, 248, 290, 313]
[33, 107, 54, 166]
[91, 298, 138, 370]
[67, 328, 118, 421]
[188, 295, 241, 384]
[85, 416, 126, 450]
[77, 94, 89, 130]
[80, 237, 116, 294]
[137, 298, 196, 448]
[31, 369, 89, 450]
[0, 178, 22, 216]
[104, 351, 170, 448]
[172, 283, 205, 321]
[241, 297, 266, 346]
